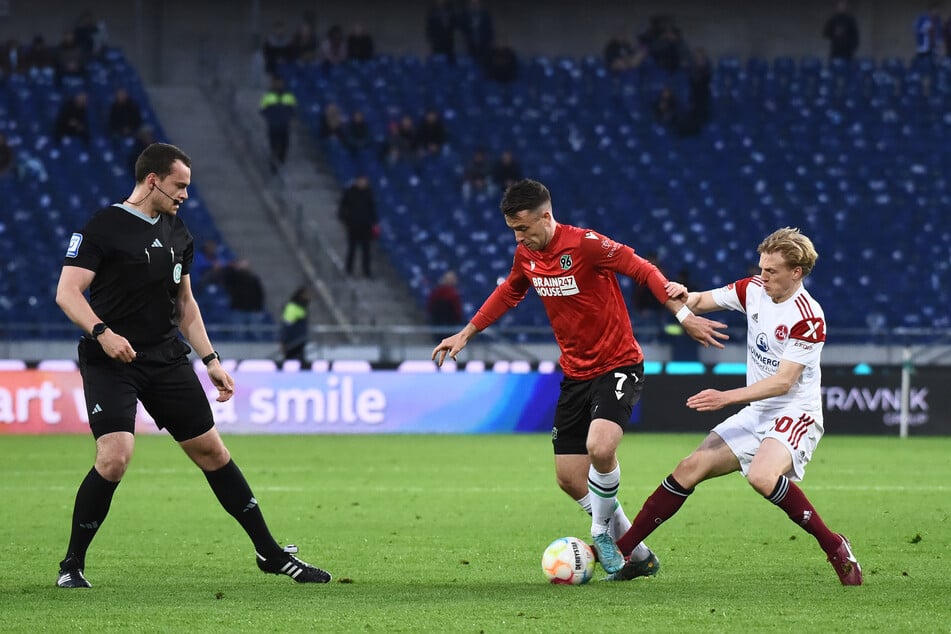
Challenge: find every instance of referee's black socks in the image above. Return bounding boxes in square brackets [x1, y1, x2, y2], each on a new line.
[203, 459, 283, 558]
[65, 467, 120, 567]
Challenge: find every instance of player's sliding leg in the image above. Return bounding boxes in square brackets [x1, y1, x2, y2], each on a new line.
[614, 474, 693, 556]
[576, 494, 656, 570]
[751, 437, 862, 586]
[606, 475, 691, 580]
[765, 476, 862, 585]
[611, 432, 738, 581]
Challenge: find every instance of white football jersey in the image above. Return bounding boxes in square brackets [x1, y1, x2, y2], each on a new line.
[711, 276, 825, 413]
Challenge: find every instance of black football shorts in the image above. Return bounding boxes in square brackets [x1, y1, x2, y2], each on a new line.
[77, 337, 215, 441]
[551, 362, 645, 455]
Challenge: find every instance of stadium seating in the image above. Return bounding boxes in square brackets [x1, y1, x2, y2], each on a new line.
[0, 48, 266, 340]
[281, 53, 950, 338]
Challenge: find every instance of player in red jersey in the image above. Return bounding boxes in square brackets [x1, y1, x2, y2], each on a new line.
[432, 179, 729, 574]
[608, 227, 862, 585]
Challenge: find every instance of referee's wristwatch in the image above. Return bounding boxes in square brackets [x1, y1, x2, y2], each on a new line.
[202, 351, 221, 366]
[91, 322, 108, 340]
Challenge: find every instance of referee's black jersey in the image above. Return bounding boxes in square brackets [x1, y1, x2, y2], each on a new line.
[63, 203, 195, 346]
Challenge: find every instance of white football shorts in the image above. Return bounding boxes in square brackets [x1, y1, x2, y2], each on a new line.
[712, 405, 824, 481]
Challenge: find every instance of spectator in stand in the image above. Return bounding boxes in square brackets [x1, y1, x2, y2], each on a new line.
[108, 87, 143, 138]
[915, 4, 942, 59]
[644, 15, 689, 72]
[280, 286, 311, 363]
[396, 114, 419, 153]
[426, 0, 457, 62]
[338, 174, 378, 278]
[0, 134, 13, 177]
[492, 149, 523, 191]
[381, 118, 416, 165]
[321, 25, 347, 68]
[23, 34, 57, 71]
[459, 0, 495, 63]
[653, 85, 679, 128]
[945, 11, 951, 55]
[347, 23, 375, 62]
[16, 146, 49, 183]
[416, 109, 447, 155]
[823, 1, 860, 60]
[462, 146, 493, 200]
[127, 125, 155, 176]
[318, 102, 347, 144]
[56, 30, 86, 84]
[263, 20, 295, 75]
[55, 92, 91, 145]
[427, 270, 463, 339]
[1, 38, 25, 75]
[73, 10, 107, 58]
[260, 75, 297, 172]
[219, 259, 267, 338]
[292, 19, 318, 65]
[604, 34, 646, 73]
[345, 110, 372, 153]
[678, 48, 713, 136]
[191, 238, 232, 288]
[485, 40, 518, 83]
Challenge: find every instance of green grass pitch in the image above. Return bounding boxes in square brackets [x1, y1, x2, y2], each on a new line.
[1, 433, 949, 632]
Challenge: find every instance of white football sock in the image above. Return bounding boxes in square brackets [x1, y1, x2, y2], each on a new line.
[588, 464, 620, 536]
[611, 501, 632, 540]
[629, 541, 651, 561]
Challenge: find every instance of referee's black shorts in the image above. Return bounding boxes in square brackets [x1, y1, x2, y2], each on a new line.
[551, 362, 645, 455]
[77, 337, 215, 441]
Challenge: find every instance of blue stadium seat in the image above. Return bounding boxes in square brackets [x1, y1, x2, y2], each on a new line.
[0, 47, 266, 340]
[276, 51, 950, 335]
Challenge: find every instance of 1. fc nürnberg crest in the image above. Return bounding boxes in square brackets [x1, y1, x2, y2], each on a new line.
[560, 254, 572, 270]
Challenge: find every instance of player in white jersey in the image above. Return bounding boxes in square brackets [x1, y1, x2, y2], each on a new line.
[610, 228, 862, 585]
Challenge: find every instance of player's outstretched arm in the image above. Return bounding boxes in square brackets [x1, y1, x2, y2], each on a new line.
[680, 312, 730, 349]
[664, 291, 730, 349]
[432, 322, 480, 366]
[687, 360, 805, 410]
[684, 290, 721, 314]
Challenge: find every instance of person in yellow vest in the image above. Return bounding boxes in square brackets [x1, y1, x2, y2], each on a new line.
[259, 76, 297, 172]
[280, 286, 310, 362]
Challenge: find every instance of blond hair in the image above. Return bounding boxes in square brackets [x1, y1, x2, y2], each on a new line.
[757, 227, 818, 277]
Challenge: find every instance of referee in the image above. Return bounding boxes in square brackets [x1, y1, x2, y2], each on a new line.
[54, 142, 331, 587]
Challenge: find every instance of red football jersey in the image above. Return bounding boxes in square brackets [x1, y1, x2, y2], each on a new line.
[471, 224, 671, 380]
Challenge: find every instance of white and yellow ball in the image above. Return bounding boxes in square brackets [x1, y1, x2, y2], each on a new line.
[541, 536, 595, 585]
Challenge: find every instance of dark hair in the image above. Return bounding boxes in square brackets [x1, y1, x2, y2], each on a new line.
[290, 285, 310, 305]
[134, 142, 191, 183]
[499, 178, 550, 218]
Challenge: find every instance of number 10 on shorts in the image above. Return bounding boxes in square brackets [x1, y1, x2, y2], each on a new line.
[772, 413, 816, 450]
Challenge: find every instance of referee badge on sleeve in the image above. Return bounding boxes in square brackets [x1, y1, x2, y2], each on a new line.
[66, 233, 83, 258]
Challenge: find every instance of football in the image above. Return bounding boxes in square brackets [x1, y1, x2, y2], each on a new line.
[541, 536, 595, 585]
